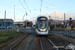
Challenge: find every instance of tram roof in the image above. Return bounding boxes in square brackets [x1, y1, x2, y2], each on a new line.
[37, 15, 48, 19]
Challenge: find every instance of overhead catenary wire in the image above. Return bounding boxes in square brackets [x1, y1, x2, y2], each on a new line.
[18, 0, 27, 21]
[23, 0, 33, 17]
[18, 0, 26, 10]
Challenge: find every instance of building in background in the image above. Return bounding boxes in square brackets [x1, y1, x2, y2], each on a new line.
[23, 20, 33, 28]
[14, 22, 23, 27]
[0, 19, 13, 28]
[63, 20, 75, 28]
[48, 19, 75, 28]
[14, 20, 33, 29]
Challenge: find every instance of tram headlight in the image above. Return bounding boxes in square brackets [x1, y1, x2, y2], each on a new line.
[45, 29, 47, 31]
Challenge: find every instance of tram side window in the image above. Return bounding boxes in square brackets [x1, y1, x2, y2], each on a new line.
[38, 21, 40, 28]
[36, 22, 38, 28]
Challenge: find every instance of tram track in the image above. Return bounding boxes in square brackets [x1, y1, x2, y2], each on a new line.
[40, 36, 59, 50]
[47, 38, 59, 50]
[0, 32, 24, 48]
[10, 32, 35, 50]
[0, 31, 31, 50]
[0, 30, 60, 50]
[9, 33, 30, 50]
[40, 37, 43, 50]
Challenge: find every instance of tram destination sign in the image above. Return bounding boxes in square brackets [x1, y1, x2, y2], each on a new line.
[41, 18, 46, 20]
[38, 17, 47, 20]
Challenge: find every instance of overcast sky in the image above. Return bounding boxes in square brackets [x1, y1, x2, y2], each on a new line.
[0, 0, 75, 22]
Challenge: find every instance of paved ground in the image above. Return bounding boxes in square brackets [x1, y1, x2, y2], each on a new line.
[54, 34, 75, 45]
[49, 31, 75, 36]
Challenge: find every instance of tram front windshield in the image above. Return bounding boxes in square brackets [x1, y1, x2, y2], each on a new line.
[38, 20, 48, 29]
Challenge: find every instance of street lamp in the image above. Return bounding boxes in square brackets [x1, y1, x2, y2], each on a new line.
[49, 16, 51, 30]
[26, 12, 27, 28]
[64, 13, 66, 28]
[49, 16, 50, 20]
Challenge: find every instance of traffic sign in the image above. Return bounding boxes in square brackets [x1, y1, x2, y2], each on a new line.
[66, 26, 71, 31]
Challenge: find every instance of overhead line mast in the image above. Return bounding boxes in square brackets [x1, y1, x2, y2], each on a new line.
[40, 0, 43, 15]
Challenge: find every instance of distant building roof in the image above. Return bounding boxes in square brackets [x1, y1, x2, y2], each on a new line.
[14, 22, 23, 24]
[63, 20, 75, 23]
[0, 19, 13, 23]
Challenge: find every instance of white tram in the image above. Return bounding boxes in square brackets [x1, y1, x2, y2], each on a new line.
[35, 16, 48, 35]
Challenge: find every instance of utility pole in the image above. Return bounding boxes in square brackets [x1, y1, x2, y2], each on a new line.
[4, 11, 6, 28]
[55, 11, 56, 28]
[40, 0, 42, 15]
[49, 16, 50, 25]
[69, 17, 72, 36]
[14, 5, 15, 23]
[26, 13, 27, 28]
[49, 16, 50, 30]
[64, 13, 66, 28]
[49, 16, 50, 20]
[13, 5, 15, 30]
[4, 11, 6, 19]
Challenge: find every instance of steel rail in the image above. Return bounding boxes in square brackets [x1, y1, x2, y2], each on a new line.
[40, 37, 43, 50]
[10, 33, 30, 50]
[47, 38, 59, 50]
[0, 33, 24, 48]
